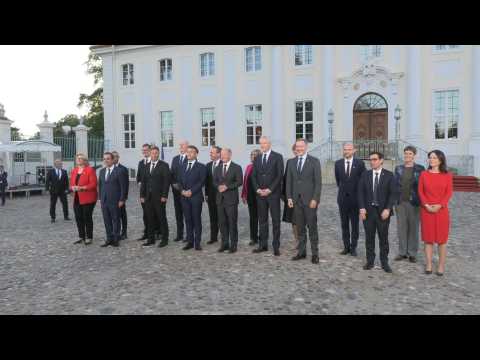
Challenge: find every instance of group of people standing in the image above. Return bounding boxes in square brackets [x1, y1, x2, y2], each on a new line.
[44, 135, 454, 276]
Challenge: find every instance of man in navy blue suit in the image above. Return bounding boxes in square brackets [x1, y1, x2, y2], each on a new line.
[112, 151, 130, 240]
[179, 145, 207, 251]
[334, 143, 366, 256]
[0, 165, 7, 206]
[98, 152, 128, 247]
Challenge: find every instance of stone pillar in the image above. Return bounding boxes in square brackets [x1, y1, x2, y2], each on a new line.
[271, 45, 285, 154]
[0, 103, 13, 144]
[406, 45, 422, 144]
[322, 45, 334, 143]
[37, 110, 56, 166]
[469, 45, 480, 176]
[74, 123, 90, 159]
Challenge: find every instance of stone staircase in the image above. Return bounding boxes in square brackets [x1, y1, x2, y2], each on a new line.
[453, 176, 480, 192]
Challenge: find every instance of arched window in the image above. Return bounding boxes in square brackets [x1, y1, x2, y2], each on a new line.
[354, 93, 387, 111]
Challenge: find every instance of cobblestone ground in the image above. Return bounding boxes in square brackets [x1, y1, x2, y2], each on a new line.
[0, 184, 479, 315]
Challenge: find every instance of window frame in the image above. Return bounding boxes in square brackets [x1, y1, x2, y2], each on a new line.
[159, 58, 173, 82]
[160, 111, 174, 148]
[121, 63, 134, 86]
[122, 113, 136, 149]
[245, 46, 262, 73]
[359, 45, 383, 62]
[200, 52, 215, 78]
[295, 100, 314, 143]
[432, 45, 462, 54]
[245, 104, 263, 145]
[294, 45, 313, 67]
[200, 107, 216, 147]
[432, 88, 460, 141]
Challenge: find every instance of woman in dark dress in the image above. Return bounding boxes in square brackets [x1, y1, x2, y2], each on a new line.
[242, 149, 261, 246]
[282, 143, 298, 249]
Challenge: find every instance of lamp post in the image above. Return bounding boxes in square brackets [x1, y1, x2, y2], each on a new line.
[328, 109, 334, 161]
[394, 105, 402, 160]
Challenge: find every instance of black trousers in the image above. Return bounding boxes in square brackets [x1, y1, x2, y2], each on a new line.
[247, 198, 259, 242]
[257, 194, 281, 251]
[101, 202, 121, 242]
[145, 198, 169, 242]
[217, 202, 239, 249]
[294, 200, 319, 257]
[119, 204, 127, 236]
[50, 192, 69, 219]
[172, 189, 185, 239]
[0, 186, 6, 205]
[141, 201, 159, 237]
[363, 206, 390, 266]
[338, 200, 359, 251]
[207, 197, 219, 242]
[73, 201, 95, 240]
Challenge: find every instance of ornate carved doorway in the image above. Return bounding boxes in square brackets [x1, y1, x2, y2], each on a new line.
[353, 92, 388, 141]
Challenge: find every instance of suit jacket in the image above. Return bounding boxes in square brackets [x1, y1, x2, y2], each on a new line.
[171, 154, 188, 190]
[140, 160, 171, 201]
[251, 150, 284, 197]
[212, 161, 243, 206]
[116, 163, 130, 199]
[179, 161, 207, 201]
[70, 166, 98, 205]
[99, 166, 127, 206]
[136, 158, 149, 184]
[0, 171, 7, 190]
[205, 160, 223, 201]
[357, 168, 397, 216]
[285, 154, 322, 205]
[46, 168, 69, 194]
[334, 157, 366, 206]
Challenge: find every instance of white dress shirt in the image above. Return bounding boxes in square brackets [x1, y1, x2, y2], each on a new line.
[212, 159, 221, 174]
[261, 149, 272, 163]
[222, 160, 231, 174]
[344, 157, 353, 175]
[105, 165, 115, 181]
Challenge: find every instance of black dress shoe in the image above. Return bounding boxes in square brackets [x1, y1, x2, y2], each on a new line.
[173, 237, 181, 242]
[425, 270, 433, 275]
[363, 263, 374, 270]
[158, 241, 168, 248]
[111, 241, 119, 247]
[382, 264, 393, 273]
[64, 217, 71, 221]
[248, 240, 258, 246]
[51, 218, 55, 223]
[137, 235, 148, 241]
[228, 248, 237, 254]
[218, 246, 229, 252]
[408, 256, 417, 263]
[101, 241, 111, 247]
[207, 239, 217, 244]
[183, 243, 194, 250]
[142, 240, 155, 246]
[311, 255, 319, 264]
[120, 234, 127, 240]
[340, 249, 350, 255]
[350, 249, 358, 257]
[195, 245, 202, 251]
[394, 255, 408, 261]
[74, 239, 84, 244]
[182, 238, 188, 243]
[253, 247, 268, 253]
[291, 254, 306, 261]
[273, 249, 280, 256]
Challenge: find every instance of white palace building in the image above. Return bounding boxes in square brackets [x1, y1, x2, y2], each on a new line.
[91, 45, 480, 179]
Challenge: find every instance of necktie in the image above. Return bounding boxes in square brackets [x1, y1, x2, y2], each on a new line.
[212, 161, 217, 175]
[346, 161, 350, 177]
[106, 168, 111, 181]
[373, 172, 379, 205]
[57, 169, 60, 178]
[151, 162, 156, 173]
[223, 163, 227, 177]
[187, 162, 192, 172]
[262, 153, 267, 167]
[297, 157, 303, 173]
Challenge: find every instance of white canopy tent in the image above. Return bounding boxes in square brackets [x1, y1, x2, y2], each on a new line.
[0, 140, 61, 187]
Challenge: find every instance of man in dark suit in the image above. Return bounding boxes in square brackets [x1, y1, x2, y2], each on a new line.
[112, 151, 129, 240]
[99, 152, 128, 247]
[251, 136, 284, 256]
[205, 146, 222, 244]
[171, 140, 189, 242]
[0, 165, 8, 206]
[286, 139, 322, 264]
[213, 148, 243, 253]
[137, 143, 151, 241]
[45, 159, 70, 222]
[179, 145, 207, 251]
[140, 146, 171, 247]
[358, 151, 397, 273]
[334, 143, 366, 256]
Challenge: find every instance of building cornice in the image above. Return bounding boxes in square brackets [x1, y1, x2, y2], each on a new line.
[90, 45, 170, 56]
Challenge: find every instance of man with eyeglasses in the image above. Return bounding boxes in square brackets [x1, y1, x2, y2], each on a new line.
[357, 151, 397, 273]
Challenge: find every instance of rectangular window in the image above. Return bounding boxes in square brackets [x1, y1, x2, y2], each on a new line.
[200, 53, 215, 77]
[245, 104, 262, 145]
[245, 46, 261, 72]
[360, 45, 382, 61]
[122, 63, 134, 85]
[201, 108, 215, 146]
[123, 114, 136, 148]
[295, 101, 313, 142]
[434, 90, 459, 140]
[160, 111, 174, 147]
[160, 59, 172, 81]
[295, 45, 313, 66]
[434, 45, 461, 52]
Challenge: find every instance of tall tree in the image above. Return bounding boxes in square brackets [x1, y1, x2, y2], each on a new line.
[53, 114, 80, 137]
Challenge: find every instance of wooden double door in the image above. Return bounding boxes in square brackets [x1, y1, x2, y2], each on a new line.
[353, 109, 388, 141]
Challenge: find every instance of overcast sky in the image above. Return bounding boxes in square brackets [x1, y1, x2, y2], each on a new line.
[0, 45, 96, 137]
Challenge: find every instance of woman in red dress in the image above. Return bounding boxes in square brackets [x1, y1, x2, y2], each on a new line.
[418, 150, 453, 276]
[70, 153, 98, 245]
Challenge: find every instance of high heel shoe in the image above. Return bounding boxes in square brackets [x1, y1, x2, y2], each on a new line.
[425, 267, 432, 275]
[435, 271, 444, 276]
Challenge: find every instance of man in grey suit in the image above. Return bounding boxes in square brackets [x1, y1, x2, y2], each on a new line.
[286, 138, 322, 264]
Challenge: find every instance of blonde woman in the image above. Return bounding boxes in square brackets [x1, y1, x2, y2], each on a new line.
[70, 153, 98, 245]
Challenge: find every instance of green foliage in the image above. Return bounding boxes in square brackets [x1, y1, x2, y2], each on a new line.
[53, 114, 80, 137]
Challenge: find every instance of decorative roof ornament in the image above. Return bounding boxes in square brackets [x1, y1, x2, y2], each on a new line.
[0, 103, 5, 118]
[43, 110, 49, 123]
